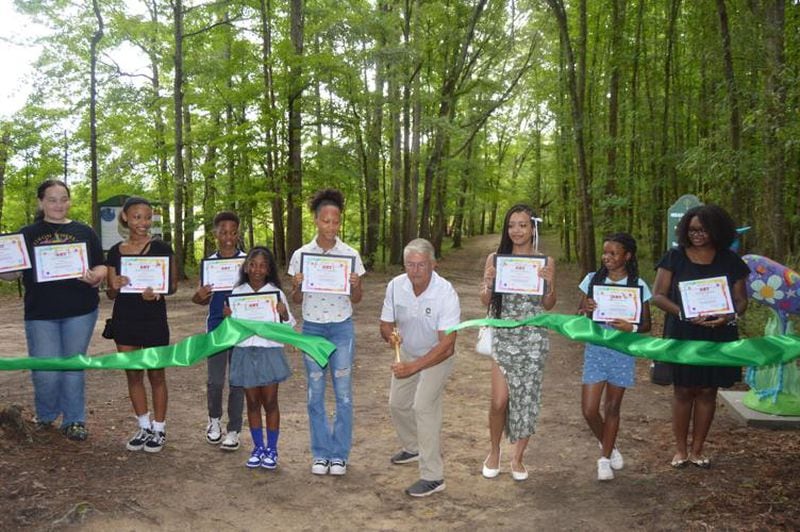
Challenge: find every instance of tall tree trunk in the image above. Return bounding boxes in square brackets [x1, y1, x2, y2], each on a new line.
[183, 100, 195, 265]
[259, 0, 285, 264]
[202, 110, 220, 256]
[146, 0, 171, 243]
[0, 127, 9, 229]
[286, 0, 304, 257]
[716, 0, 743, 217]
[763, 0, 786, 257]
[652, 0, 682, 260]
[451, 139, 473, 248]
[172, 0, 186, 279]
[389, 52, 403, 264]
[364, 1, 387, 268]
[89, 0, 104, 232]
[605, 0, 626, 223]
[546, 0, 596, 273]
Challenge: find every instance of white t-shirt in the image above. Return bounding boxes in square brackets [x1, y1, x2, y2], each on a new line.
[380, 271, 461, 358]
[287, 236, 366, 323]
[231, 282, 295, 348]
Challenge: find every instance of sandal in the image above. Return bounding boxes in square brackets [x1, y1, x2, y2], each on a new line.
[670, 455, 688, 468]
[688, 455, 711, 469]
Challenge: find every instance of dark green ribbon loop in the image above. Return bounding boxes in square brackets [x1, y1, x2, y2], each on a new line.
[0, 318, 335, 371]
[446, 314, 800, 367]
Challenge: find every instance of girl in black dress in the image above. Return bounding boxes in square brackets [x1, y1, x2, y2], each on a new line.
[652, 205, 749, 468]
[106, 197, 177, 453]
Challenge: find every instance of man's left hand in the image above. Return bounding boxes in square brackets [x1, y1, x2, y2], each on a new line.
[391, 361, 418, 379]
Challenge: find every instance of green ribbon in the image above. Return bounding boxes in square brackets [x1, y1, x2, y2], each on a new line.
[446, 314, 800, 368]
[0, 318, 335, 371]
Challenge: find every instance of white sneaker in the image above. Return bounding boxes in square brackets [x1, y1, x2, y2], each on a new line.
[206, 417, 222, 444]
[597, 457, 614, 481]
[610, 447, 624, 470]
[329, 459, 347, 476]
[220, 431, 240, 451]
[311, 459, 330, 475]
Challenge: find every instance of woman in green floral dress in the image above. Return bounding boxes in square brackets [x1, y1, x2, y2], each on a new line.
[479, 204, 556, 481]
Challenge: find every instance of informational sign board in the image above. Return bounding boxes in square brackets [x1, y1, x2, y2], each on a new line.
[666, 195, 702, 249]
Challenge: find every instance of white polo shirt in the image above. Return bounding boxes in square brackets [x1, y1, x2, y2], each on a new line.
[380, 271, 461, 358]
[287, 236, 366, 323]
[231, 282, 295, 348]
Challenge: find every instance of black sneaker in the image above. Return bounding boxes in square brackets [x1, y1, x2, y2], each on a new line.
[391, 450, 420, 464]
[126, 428, 154, 451]
[144, 431, 166, 453]
[62, 422, 88, 441]
[406, 479, 446, 497]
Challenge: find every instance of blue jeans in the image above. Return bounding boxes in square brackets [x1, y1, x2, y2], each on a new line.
[24, 309, 98, 427]
[302, 318, 354, 461]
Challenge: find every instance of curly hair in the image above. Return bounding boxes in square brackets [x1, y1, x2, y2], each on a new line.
[309, 188, 345, 215]
[675, 204, 737, 250]
[490, 203, 539, 318]
[588, 232, 640, 297]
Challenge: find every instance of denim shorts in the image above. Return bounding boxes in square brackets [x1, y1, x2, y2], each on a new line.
[582, 343, 635, 388]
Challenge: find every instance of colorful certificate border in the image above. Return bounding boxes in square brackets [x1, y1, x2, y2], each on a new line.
[679, 275, 734, 318]
[228, 291, 281, 323]
[200, 257, 245, 292]
[591, 284, 643, 325]
[120, 256, 170, 294]
[493, 254, 548, 296]
[300, 253, 355, 296]
[0, 232, 32, 273]
[33, 242, 88, 283]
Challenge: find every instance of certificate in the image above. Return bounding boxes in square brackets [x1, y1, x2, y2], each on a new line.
[493, 254, 547, 295]
[201, 257, 245, 292]
[591, 285, 643, 324]
[300, 253, 355, 296]
[34, 242, 88, 283]
[679, 276, 735, 318]
[229, 292, 281, 322]
[120, 256, 170, 294]
[0, 233, 32, 273]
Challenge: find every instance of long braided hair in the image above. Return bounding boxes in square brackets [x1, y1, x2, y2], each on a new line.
[587, 232, 639, 298]
[490, 204, 539, 319]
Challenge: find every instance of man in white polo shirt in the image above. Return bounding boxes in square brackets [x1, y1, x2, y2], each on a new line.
[379, 238, 461, 497]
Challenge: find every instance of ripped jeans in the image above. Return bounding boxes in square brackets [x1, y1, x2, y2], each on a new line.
[302, 318, 354, 462]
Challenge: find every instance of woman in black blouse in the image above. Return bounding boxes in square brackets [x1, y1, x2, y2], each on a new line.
[651, 205, 749, 469]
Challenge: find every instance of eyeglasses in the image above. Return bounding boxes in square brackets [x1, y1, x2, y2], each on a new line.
[688, 228, 707, 235]
[404, 262, 430, 271]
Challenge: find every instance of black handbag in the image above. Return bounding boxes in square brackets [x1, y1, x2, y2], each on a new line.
[650, 361, 673, 385]
[101, 318, 114, 340]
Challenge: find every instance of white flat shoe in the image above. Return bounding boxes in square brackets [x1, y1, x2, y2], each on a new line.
[482, 455, 500, 479]
[511, 461, 528, 481]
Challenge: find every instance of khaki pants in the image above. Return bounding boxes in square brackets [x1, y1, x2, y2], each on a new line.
[389, 350, 454, 481]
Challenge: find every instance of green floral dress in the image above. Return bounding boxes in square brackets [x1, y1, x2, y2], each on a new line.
[491, 293, 550, 442]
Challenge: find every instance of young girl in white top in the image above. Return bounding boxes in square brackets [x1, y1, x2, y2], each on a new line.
[577, 233, 652, 481]
[225, 246, 295, 470]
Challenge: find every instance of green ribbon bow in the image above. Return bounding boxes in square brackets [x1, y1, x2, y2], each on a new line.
[0, 318, 335, 371]
[446, 314, 800, 367]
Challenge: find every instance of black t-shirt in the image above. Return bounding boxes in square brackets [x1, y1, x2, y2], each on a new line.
[106, 239, 174, 322]
[656, 246, 750, 342]
[19, 220, 104, 320]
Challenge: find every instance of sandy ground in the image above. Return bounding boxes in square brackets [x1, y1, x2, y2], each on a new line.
[1, 233, 798, 531]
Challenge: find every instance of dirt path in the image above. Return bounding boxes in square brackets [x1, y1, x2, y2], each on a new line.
[1, 234, 797, 530]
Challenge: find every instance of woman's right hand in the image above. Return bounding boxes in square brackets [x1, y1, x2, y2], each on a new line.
[110, 275, 130, 290]
[222, 303, 232, 318]
[580, 298, 598, 316]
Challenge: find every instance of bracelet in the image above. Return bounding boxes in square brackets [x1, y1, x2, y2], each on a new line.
[631, 324, 639, 333]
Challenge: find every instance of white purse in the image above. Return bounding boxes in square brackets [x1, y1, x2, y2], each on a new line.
[475, 326, 493, 356]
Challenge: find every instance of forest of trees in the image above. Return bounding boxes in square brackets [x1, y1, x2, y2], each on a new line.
[0, 0, 797, 278]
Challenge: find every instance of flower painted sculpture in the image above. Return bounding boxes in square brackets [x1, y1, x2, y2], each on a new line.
[741, 254, 800, 415]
